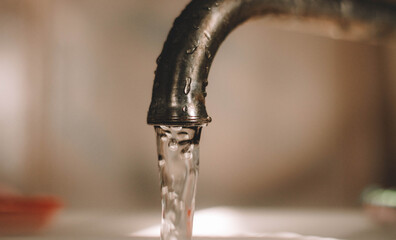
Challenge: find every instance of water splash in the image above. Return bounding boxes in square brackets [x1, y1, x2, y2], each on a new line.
[155, 126, 203, 240]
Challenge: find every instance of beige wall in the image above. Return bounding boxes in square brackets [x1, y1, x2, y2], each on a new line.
[0, 0, 393, 210]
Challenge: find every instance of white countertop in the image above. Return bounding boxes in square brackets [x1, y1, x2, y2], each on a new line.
[5, 207, 396, 240]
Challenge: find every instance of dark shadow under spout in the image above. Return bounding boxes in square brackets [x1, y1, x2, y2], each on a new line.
[147, 0, 396, 126]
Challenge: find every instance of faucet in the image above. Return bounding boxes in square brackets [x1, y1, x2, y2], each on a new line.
[147, 0, 396, 127]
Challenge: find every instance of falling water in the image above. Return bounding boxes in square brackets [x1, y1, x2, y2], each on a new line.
[155, 125, 203, 240]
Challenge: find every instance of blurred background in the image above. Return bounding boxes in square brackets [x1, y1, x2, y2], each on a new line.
[1, 0, 396, 212]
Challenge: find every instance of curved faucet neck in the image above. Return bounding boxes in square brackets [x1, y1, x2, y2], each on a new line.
[147, 0, 396, 126]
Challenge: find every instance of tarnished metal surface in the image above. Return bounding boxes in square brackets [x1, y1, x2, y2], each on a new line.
[147, 0, 396, 126]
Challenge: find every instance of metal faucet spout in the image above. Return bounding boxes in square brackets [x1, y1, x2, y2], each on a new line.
[147, 0, 396, 126]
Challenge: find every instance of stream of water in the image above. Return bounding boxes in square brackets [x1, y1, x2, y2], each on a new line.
[155, 125, 203, 240]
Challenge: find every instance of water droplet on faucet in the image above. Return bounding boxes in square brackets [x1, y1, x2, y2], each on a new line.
[205, 49, 212, 59]
[156, 55, 162, 64]
[184, 77, 192, 95]
[182, 106, 188, 112]
[186, 40, 199, 54]
[186, 45, 197, 54]
[204, 31, 211, 40]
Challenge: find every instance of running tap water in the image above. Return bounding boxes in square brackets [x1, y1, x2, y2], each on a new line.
[155, 126, 202, 240]
[147, 1, 396, 240]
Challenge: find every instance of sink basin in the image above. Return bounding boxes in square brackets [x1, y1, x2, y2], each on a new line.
[6, 207, 396, 240]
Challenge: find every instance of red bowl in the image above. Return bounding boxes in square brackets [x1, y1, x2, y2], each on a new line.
[0, 195, 62, 235]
